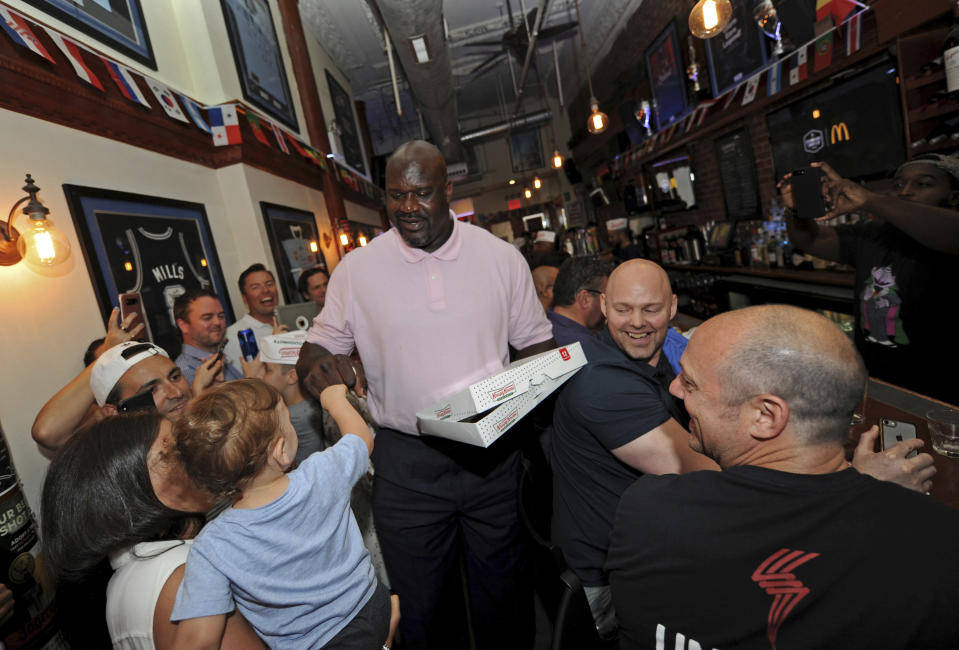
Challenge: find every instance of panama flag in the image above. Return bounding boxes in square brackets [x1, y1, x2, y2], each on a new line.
[45, 29, 103, 90]
[271, 123, 290, 154]
[101, 57, 150, 107]
[145, 77, 188, 122]
[208, 104, 241, 146]
[788, 46, 808, 86]
[0, 7, 54, 63]
[178, 94, 211, 133]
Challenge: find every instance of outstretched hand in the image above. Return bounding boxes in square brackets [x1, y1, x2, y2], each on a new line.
[852, 425, 936, 493]
[303, 353, 366, 399]
[103, 306, 145, 351]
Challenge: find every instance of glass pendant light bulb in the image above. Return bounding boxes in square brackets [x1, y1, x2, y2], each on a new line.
[551, 149, 564, 169]
[524, 187, 533, 199]
[587, 98, 608, 134]
[689, 0, 733, 39]
[339, 232, 349, 246]
[358, 234, 368, 247]
[533, 176, 542, 190]
[17, 216, 71, 267]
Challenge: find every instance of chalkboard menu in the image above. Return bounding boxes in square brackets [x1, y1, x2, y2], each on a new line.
[705, 1, 767, 98]
[714, 128, 761, 219]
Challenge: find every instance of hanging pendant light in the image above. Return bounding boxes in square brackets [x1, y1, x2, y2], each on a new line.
[524, 186, 533, 200]
[551, 149, 564, 169]
[533, 176, 543, 190]
[689, 0, 733, 39]
[574, 0, 607, 137]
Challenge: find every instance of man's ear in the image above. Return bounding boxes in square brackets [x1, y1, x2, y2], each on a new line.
[175, 318, 189, 337]
[100, 404, 118, 417]
[445, 180, 453, 203]
[600, 292, 608, 319]
[742, 394, 789, 441]
[286, 367, 299, 387]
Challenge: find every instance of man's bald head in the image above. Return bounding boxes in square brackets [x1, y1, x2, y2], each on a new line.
[385, 140, 454, 252]
[700, 305, 867, 444]
[532, 265, 559, 311]
[386, 140, 447, 182]
[601, 259, 677, 364]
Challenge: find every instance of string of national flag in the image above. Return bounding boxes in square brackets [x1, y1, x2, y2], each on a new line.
[0, 3, 380, 199]
[612, 6, 868, 174]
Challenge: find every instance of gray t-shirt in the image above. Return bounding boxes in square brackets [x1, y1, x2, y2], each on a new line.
[288, 398, 326, 465]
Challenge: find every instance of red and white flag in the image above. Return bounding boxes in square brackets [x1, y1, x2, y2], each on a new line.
[0, 7, 54, 63]
[272, 123, 290, 154]
[45, 29, 103, 90]
[101, 57, 150, 107]
[789, 46, 809, 85]
[845, 13, 862, 56]
[145, 77, 188, 122]
[208, 104, 241, 146]
[741, 74, 761, 106]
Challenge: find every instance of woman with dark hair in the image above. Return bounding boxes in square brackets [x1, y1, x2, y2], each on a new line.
[41, 412, 264, 650]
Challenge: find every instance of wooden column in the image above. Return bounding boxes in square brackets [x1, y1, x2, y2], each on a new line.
[277, 0, 350, 260]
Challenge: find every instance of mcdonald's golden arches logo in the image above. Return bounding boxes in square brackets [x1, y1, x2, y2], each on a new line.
[830, 122, 850, 144]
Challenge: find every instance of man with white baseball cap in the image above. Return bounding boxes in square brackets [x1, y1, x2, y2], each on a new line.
[90, 341, 190, 418]
[606, 217, 642, 263]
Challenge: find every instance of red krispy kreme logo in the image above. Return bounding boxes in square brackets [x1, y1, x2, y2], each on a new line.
[560, 347, 570, 361]
[495, 407, 519, 432]
[435, 405, 452, 420]
[281, 348, 299, 358]
[491, 383, 516, 402]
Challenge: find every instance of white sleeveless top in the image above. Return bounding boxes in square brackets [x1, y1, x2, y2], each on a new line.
[106, 540, 192, 649]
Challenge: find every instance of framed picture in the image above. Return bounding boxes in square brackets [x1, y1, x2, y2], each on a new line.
[22, 0, 156, 69]
[509, 127, 543, 173]
[220, 0, 298, 130]
[64, 185, 233, 357]
[705, 0, 767, 98]
[326, 70, 367, 175]
[260, 202, 322, 304]
[645, 21, 687, 132]
[713, 128, 761, 219]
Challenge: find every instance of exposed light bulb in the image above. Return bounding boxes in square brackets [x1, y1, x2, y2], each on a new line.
[533, 176, 542, 190]
[508, 178, 516, 185]
[524, 187, 532, 199]
[309, 240, 319, 253]
[689, 0, 732, 39]
[18, 217, 70, 267]
[587, 98, 608, 134]
[358, 234, 368, 247]
[339, 232, 349, 246]
[551, 149, 564, 169]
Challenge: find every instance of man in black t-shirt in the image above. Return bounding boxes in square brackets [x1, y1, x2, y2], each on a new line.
[781, 155, 959, 403]
[607, 305, 959, 650]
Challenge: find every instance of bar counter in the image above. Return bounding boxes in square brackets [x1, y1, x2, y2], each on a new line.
[663, 262, 854, 288]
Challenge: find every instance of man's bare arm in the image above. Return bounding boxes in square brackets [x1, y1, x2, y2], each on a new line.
[611, 417, 719, 475]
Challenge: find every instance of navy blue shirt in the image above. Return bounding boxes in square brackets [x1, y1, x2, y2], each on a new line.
[550, 327, 688, 586]
[546, 310, 593, 347]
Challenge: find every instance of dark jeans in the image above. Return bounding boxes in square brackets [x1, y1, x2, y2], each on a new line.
[323, 580, 390, 649]
[372, 428, 534, 650]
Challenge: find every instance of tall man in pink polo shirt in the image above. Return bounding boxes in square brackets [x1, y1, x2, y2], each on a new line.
[298, 140, 555, 649]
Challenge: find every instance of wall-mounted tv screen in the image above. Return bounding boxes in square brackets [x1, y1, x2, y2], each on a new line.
[765, 64, 905, 181]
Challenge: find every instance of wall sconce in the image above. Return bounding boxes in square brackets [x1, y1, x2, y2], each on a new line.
[689, 0, 733, 39]
[551, 149, 564, 169]
[0, 174, 71, 267]
[533, 176, 542, 190]
[309, 240, 319, 253]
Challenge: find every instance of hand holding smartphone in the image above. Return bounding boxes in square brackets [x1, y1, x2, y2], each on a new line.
[789, 166, 827, 221]
[118, 292, 149, 341]
[879, 418, 919, 459]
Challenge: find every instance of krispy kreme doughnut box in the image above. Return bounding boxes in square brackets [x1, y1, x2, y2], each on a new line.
[416, 343, 586, 447]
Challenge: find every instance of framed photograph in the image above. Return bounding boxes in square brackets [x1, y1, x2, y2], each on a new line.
[260, 202, 323, 304]
[509, 127, 543, 173]
[64, 185, 233, 356]
[326, 70, 367, 175]
[23, 0, 156, 69]
[220, 0, 298, 131]
[705, 0, 767, 98]
[645, 21, 687, 132]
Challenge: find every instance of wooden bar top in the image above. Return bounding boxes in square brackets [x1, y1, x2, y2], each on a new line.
[848, 379, 959, 510]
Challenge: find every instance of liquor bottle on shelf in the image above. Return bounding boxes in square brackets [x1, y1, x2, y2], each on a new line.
[944, 0, 959, 94]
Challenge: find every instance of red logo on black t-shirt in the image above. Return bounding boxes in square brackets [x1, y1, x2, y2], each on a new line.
[751, 548, 820, 649]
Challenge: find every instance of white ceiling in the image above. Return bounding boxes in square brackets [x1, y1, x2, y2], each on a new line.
[299, 0, 645, 157]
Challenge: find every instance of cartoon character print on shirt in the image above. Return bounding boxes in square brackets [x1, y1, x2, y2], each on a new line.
[861, 265, 909, 347]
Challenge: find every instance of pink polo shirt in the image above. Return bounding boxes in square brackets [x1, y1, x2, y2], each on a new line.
[307, 220, 553, 434]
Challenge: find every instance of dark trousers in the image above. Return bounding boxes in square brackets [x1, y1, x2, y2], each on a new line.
[372, 428, 534, 650]
[324, 580, 390, 649]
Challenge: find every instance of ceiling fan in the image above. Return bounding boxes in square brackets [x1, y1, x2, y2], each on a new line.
[461, 0, 578, 78]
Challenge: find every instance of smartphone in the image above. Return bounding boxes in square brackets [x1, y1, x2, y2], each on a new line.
[118, 292, 149, 341]
[879, 418, 918, 459]
[790, 166, 827, 221]
[116, 390, 155, 413]
[213, 336, 228, 364]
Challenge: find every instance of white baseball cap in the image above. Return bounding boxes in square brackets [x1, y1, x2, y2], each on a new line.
[259, 330, 308, 364]
[607, 217, 628, 231]
[534, 230, 556, 243]
[90, 341, 169, 406]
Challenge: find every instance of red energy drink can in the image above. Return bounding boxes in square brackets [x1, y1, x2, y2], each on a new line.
[238, 328, 259, 361]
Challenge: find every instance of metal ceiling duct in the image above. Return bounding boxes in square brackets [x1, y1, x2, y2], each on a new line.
[460, 109, 552, 144]
[374, 0, 462, 162]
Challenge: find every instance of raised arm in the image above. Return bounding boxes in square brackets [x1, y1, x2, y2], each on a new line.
[778, 172, 841, 263]
[320, 384, 373, 455]
[611, 418, 719, 475]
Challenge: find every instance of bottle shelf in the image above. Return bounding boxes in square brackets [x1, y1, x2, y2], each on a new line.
[908, 99, 959, 122]
[905, 69, 945, 90]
